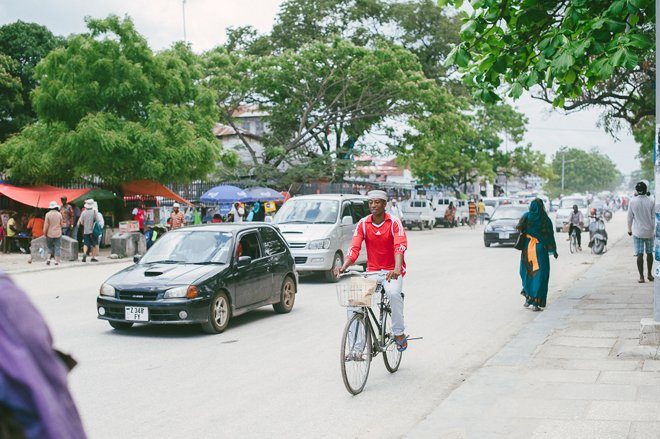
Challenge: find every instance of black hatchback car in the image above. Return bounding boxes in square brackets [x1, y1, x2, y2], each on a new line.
[483, 205, 529, 247]
[97, 224, 297, 333]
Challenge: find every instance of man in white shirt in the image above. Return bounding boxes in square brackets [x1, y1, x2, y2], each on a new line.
[628, 180, 655, 283]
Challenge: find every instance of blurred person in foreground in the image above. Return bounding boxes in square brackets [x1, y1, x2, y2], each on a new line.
[0, 271, 86, 439]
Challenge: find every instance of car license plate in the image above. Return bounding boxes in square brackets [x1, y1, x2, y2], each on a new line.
[125, 306, 148, 321]
[499, 232, 510, 239]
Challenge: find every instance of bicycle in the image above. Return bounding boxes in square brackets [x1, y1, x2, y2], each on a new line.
[569, 225, 577, 254]
[336, 272, 403, 395]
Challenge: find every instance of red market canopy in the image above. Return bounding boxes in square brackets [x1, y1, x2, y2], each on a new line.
[0, 184, 90, 209]
[122, 180, 190, 206]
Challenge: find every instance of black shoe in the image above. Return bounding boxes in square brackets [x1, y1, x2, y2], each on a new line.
[82, 254, 87, 262]
[46, 260, 50, 266]
[90, 258, 99, 262]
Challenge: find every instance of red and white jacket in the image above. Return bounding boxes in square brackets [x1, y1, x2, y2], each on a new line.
[347, 213, 407, 275]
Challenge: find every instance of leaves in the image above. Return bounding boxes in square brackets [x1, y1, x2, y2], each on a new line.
[0, 16, 220, 184]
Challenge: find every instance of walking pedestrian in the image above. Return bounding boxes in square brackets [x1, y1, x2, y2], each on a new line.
[516, 198, 558, 311]
[169, 203, 185, 230]
[627, 180, 655, 283]
[93, 202, 104, 257]
[43, 201, 63, 266]
[60, 197, 74, 237]
[77, 199, 98, 262]
[477, 199, 486, 224]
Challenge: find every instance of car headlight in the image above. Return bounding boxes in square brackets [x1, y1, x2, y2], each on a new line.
[164, 285, 198, 299]
[100, 283, 115, 297]
[308, 239, 331, 250]
[484, 224, 494, 232]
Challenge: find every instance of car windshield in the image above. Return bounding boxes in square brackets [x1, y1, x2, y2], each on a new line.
[491, 206, 528, 220]
[560, 198, 587, 208]
[484, 200, 498, 206]
[140, 231, 233, 264]
[274, 200, 339, 224]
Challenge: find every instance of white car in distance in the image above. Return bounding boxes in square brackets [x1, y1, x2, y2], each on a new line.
[554, 196, 590, 232]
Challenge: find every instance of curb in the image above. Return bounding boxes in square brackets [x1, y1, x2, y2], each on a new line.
[2, 257, 132, 275]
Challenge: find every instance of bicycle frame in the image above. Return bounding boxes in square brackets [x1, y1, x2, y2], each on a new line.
[352, 284, 394, 356]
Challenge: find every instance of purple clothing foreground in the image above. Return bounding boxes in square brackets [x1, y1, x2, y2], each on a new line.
[0, 271, 86, 439]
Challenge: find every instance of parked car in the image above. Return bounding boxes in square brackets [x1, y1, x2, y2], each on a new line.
[483, 205, 529, 247]
[273, 194, 369, 282]
[554, 196, 590, 232]
[401, 199, 435, 230]
[96, 224, 297, 334]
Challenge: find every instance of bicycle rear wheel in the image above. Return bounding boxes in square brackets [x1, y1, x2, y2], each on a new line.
[340, 312, 372, 395]
[382, 309, 403, 373]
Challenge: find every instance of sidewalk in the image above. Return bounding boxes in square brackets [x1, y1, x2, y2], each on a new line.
[408, 235, 660, 439]
[0, 247, 130, 275]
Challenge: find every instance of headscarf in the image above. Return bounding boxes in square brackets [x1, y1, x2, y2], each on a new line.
[252, 202, 261, 213]
[520, 199, 556, 252]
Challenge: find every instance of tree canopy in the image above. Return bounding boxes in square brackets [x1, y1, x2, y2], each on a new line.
[0, 21, 64, 141]
[443, 0, 654, 129]
[0, 16, 229, 186]
[545, 147, 622, 196]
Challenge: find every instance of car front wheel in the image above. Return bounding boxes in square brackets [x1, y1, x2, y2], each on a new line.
[202, 291, 231, 334]
[324, 252, 343, 283]
[273, 276, 296, 314]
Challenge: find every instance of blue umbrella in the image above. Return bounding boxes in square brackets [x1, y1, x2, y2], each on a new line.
[200, 185, 249, 204]
[245, 187, 285, 202]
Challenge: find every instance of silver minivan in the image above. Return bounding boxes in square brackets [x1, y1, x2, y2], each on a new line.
[273, 194, 369, 282]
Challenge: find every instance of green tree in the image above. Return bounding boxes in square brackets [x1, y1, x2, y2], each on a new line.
[0, 16, 229, 186]
[0, 21, 64, 141]
[205, 39, 431, 182]
[545, 147, 622, 196]
[442, 0, 654, 129]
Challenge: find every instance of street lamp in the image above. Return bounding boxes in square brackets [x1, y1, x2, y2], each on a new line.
[559, 148, 576, 193]
[182, 0, 187, 42]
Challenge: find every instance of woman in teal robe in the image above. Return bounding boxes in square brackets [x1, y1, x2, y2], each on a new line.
[517, 199, 558, 311]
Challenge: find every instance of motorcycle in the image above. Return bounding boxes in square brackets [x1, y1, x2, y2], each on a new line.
[603, 209, 613, 222]
[588, 215, 608, 255]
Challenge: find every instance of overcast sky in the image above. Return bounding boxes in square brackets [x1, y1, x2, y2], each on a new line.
[0, 0, 641, 174]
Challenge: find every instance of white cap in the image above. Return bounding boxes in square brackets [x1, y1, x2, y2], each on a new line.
[132, 208, 138, 215]
[367, 190, 388, 201]
[84, 199, 94, 209]
[173, 202, 181, 208]
[48, 201, 59, 210]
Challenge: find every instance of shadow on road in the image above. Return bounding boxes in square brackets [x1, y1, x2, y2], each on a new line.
[100, 309, 283, 339]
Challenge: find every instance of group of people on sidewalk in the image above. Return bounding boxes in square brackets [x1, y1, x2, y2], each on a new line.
[516, 179, 657, 314]
[27, 198, 104, 265]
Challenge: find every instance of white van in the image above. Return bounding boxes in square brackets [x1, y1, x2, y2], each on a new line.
[273, 194, 369, 282]
[401, 199, 435, 230]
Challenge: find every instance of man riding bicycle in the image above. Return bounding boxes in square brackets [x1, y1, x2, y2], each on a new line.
[567, 204, 583, 251]
[335, 190, 409, 351]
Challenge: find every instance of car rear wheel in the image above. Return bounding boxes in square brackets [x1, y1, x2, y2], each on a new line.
[324, 252, 343, 283]
[202, 291, 231, 334]
[109, 321, 134, 330]
[273, 276, 296, 314]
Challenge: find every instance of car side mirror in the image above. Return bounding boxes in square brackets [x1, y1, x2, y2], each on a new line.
[341, 216, 353, 226]
[133, 255, 142, 263]
[237, 256, 252, 267]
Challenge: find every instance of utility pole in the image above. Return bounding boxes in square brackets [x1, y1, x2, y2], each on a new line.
[182, 0, 188, 42]
[640, 0, 660, 344]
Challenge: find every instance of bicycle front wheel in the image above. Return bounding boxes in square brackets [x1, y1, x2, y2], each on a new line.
[569, 235, 576, 254]
[382, 309, 403, 373]
[340, 312, 372, 395]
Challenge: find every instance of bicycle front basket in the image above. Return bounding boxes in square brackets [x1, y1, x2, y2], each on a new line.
[336, 277, 378, 307]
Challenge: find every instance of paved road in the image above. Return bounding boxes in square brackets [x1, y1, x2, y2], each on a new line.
[13, 213, 627, 438]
